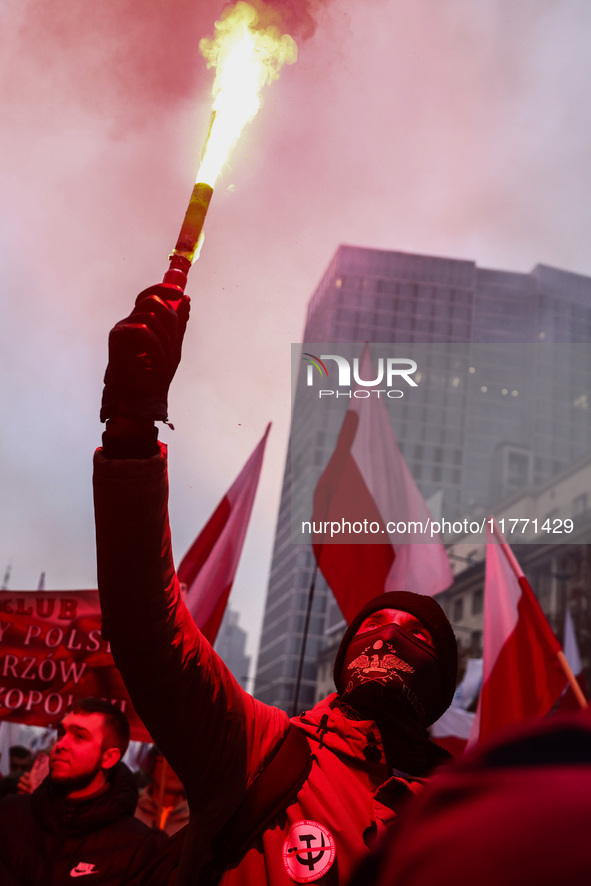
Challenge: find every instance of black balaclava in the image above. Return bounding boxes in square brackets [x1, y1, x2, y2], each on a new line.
[333, 592, 458, 774]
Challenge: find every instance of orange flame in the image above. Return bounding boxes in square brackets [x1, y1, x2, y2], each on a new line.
[197, 2, 297, 187]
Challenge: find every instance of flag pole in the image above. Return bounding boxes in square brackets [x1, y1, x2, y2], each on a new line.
[155, 756, 168, 830]
[292, 422, 341, 718]
[556, 650, 588, 708]
[291, 558, 320, 717]
[292, 449, 340, 718]
[490, 518, 588, 709]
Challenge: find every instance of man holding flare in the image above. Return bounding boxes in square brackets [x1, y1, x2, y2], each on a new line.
[93, 286, 458, 885]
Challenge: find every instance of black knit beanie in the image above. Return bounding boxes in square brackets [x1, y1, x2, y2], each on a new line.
[333, 591, 458, 723]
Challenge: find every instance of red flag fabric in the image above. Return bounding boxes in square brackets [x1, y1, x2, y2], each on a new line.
[178, 424, 270, 642]
[558, 606, 587, 711]
[312, 348, 452, 623]
[0, 590, 150, 741]
[470, 525, 567, 744]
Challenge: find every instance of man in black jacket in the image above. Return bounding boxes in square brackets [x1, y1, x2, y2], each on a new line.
[0, 698, 165, 885]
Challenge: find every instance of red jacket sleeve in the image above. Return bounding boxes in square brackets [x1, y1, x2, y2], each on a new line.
[93, 443, 289, 836]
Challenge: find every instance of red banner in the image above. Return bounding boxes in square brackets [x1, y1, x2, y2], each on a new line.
[0, 591, 150, 742]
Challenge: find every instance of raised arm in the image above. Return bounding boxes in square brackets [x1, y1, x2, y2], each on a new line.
[93, 287, 289, 834]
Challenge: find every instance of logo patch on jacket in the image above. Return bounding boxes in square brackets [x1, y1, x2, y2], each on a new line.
[70, 862, 99, 877]
[282, 820, 336, 883]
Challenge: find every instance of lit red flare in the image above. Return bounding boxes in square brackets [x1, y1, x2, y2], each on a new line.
[164, 2, 297, 293]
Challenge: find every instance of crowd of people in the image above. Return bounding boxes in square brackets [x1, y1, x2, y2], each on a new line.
[1, 694, 590, 884]
[1, 287, 589, 884]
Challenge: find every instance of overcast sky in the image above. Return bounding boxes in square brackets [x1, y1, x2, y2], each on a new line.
[2, 0, 591, 667]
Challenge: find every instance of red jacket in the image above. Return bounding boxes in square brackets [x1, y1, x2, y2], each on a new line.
[93, 445, 427, 885]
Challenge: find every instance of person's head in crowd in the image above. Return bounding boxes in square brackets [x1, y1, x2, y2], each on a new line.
[349, 710, 591, 886]
[9, 745, 33, 778]
[49, 698, 130, 799]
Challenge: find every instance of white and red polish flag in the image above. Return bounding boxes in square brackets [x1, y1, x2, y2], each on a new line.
[430, 657, 482, 757]
[469, 522, 567, 744]
[312, 347, 452, 623]
[178, 423, 270, 643]
[558, 606, 587, 711]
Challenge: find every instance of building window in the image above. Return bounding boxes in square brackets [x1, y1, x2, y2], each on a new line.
[453, 596, 464, 621]
[472, 589, 483, 615]
[573, 493, 588, 516]
[507, 450, 530, 488]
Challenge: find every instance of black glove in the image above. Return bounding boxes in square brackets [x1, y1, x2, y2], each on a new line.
[100, 284, 190, 423]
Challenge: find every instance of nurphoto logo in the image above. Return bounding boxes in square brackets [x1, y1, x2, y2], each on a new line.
[302, 351, 418, 399]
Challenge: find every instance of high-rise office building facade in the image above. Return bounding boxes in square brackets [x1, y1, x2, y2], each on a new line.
[254, 245, 591, 712]
[215, 607, 251, 692]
